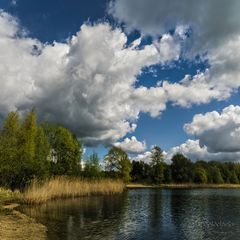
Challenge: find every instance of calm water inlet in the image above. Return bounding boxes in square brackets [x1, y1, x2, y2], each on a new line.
[19, 189, 240, 240]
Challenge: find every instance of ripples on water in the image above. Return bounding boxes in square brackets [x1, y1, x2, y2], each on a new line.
[19, 189, 240, 240]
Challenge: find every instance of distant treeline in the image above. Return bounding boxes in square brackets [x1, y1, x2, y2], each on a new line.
[0, 110, 240, 191]
[131, 148, 240, 184]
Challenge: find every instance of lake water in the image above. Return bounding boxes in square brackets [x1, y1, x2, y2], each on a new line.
[19, 189, 240, 240]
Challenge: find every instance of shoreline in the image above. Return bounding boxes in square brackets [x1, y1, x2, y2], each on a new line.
[1, 183, 240, 239]
[127, 183, 240, 189]
[0, 203, 47, 240]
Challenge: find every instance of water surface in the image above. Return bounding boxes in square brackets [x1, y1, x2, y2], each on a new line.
[19, 189, 240, 240]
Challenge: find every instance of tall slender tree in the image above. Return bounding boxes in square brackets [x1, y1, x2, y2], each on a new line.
[84, 153, 102, 178]
[20, 109, 37, 161]
[150, 146, 165, 184]
[0, 112, 21, 189]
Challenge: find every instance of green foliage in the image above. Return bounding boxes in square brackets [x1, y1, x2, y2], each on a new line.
[0, 112, 21, 189]
[0, 110, 46, 189]
[20, 109, 37, 160]
[120, 156, 132, 183]
[150, 146, 165, 184]
[130, 153, 240, 185]
[83, 153, 102, 179]
[171, 153, 193, 183]
[208, 166, 224, 184]
[151, 146, 164, 165]
[163, 163, 172, 183]
[34, 126, 51, 179]
[229, 170, 239, 184]
[1, 110, 240, 188]
[0, 110, 83, 190]
[131, 160, 151, 183]
[105, 146, 132, 183]
[43, 123, 82, 176]
[194, 166, 208, 183]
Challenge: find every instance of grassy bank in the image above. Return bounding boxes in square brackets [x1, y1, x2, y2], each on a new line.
[127, 183, 240, 189]
[0, 205, 47, 240]
[23, 177, 125, 204]
[0, 179, 124, 239]
[0, 188, 46, 240]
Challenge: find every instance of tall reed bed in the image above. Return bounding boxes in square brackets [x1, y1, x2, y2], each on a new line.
[23, 177, 125, 204]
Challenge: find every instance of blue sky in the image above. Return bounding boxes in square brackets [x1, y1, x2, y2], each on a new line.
[1, 0, 240, 161]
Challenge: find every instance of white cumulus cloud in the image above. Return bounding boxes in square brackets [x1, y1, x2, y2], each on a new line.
[109, 0, 240, 108]
[0, 10, 182, 146]
[166, 139, 240, 162]
[132, 151, 152, 163]
[184, 105, 240, 153]
[114, 136, 146, 153]
[165, 105, 240, 162]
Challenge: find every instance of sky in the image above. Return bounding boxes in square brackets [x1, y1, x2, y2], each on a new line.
[1, 0, 240, 162]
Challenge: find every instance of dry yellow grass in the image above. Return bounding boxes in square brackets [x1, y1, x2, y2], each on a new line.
[23, 177, 125, 204]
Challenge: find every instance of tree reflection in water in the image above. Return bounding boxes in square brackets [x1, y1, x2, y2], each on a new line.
[19, 189, 240, 240]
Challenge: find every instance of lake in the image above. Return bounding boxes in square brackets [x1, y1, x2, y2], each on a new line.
[19, 189, 240, 240]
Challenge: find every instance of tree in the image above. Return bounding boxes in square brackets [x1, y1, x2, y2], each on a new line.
[43, 123, 82, 176]
[150, 146, 165, 184]
[121, 156, 132, 183]
[163, 163, 172, 183]
[83, 153, 102, 179]
[34, 126, 50, 179]
[171, 153, 193, 183]
[220, 162, 239, 184]
[105, 146, 132, 183]
[194, 166, 208, 183]
[17, 109, 44, 189]
[208, 166, 224, 184]
[20, 109, 37, 161]
[0, 112, 21, 189]
[229, 170, 239, 184]
[0, 110, 50, 189]
[131, 161, 144, 182]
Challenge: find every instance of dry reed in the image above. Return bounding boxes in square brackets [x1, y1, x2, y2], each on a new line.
[23, 177, 125, 204]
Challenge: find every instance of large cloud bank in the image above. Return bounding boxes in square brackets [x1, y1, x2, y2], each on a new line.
[109, 0, 240, 53]
[2, 1, 240, 152]
[0, 10, 183, 145]
[109, 0, 240, 108]
[109, 0, 240, 162]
